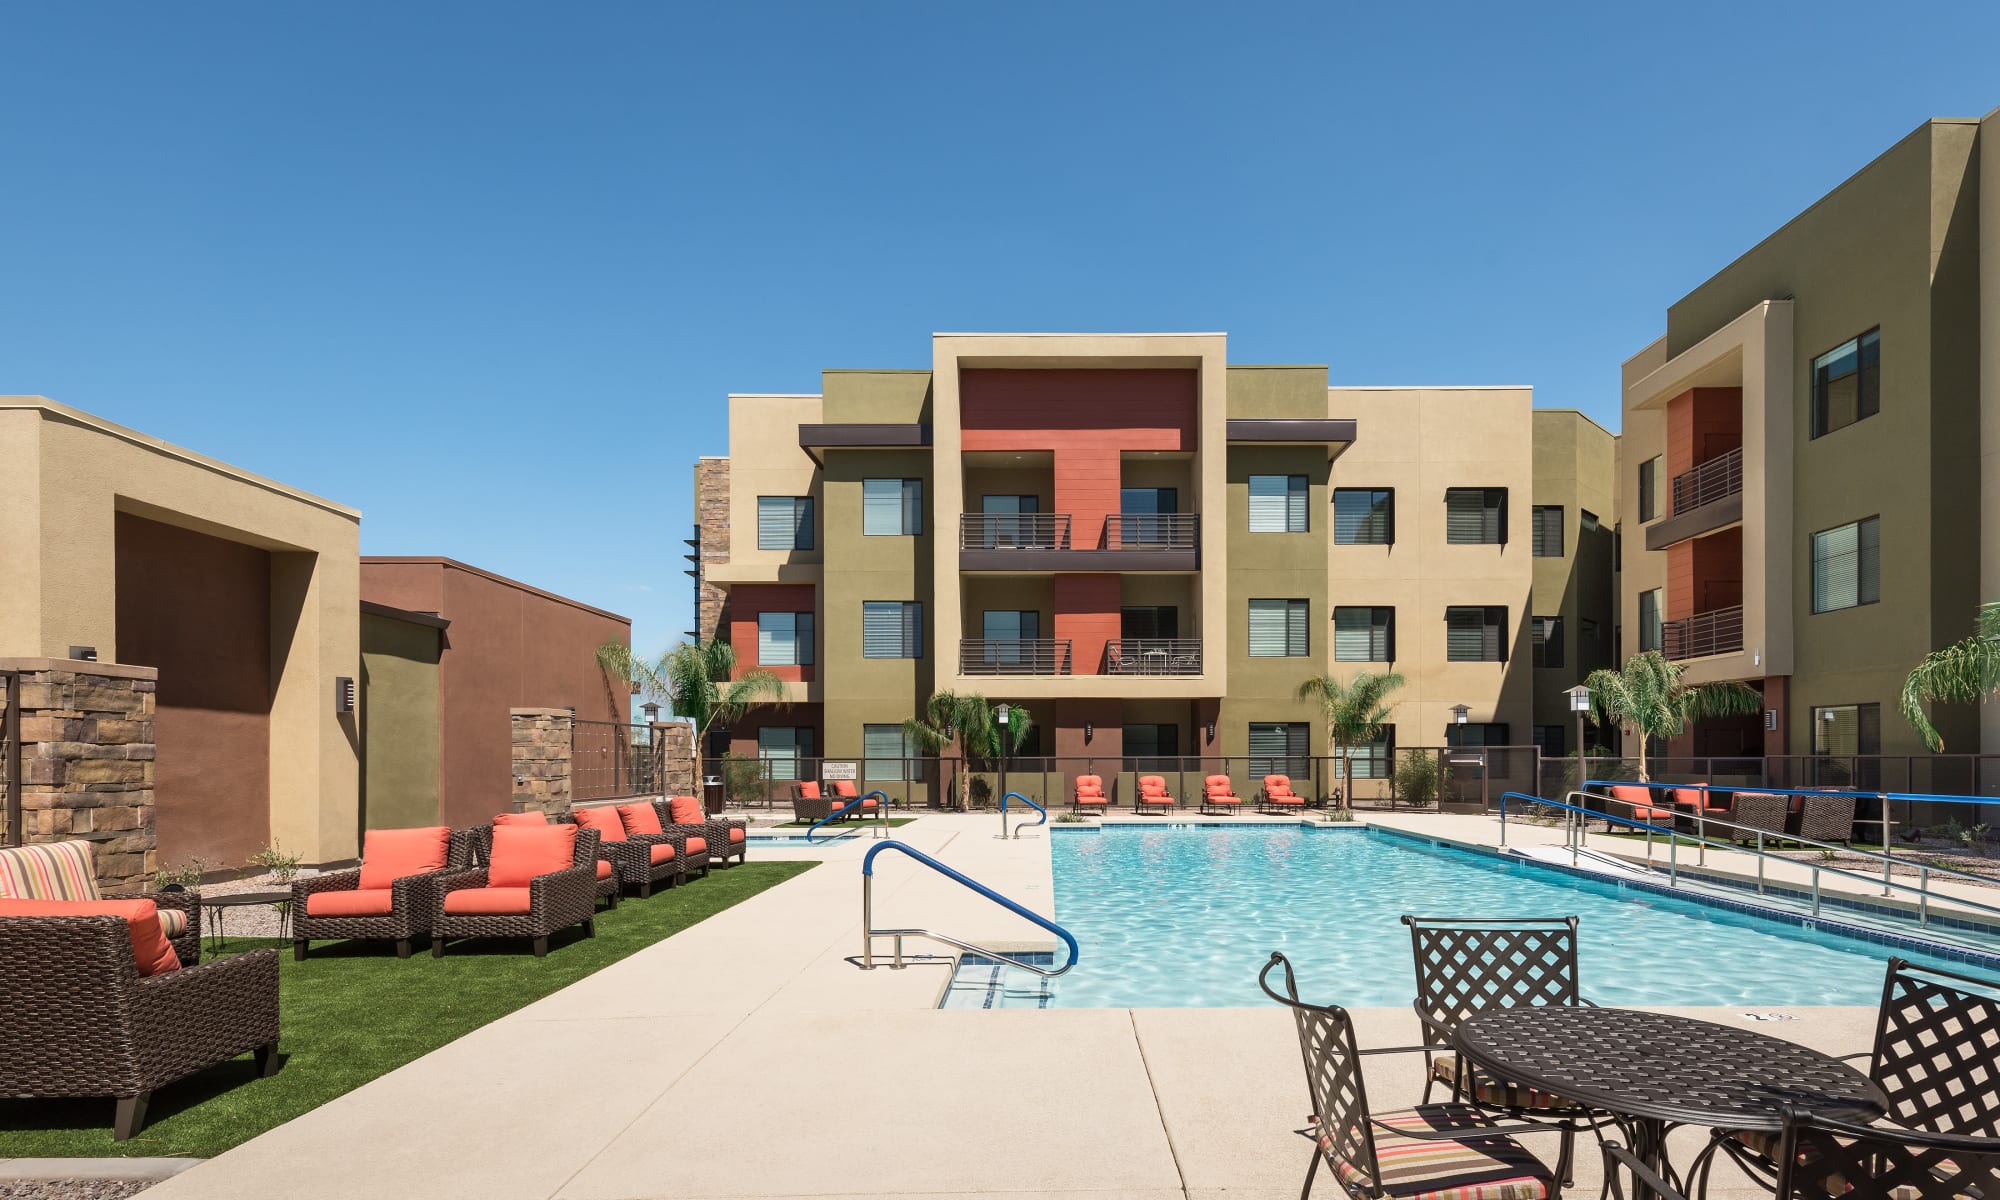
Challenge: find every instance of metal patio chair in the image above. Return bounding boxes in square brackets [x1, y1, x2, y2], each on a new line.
[1259, 951, 1568, 1200]
[1605, 1112, 2000, 1200]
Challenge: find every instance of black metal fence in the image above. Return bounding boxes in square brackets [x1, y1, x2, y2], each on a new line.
[571, 719, 662, 802]
[1, 670, 18, 846]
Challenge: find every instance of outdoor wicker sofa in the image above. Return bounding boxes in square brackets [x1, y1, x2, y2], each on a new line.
[432, 823, 601, 957]
[0, 907, 279, 1140]
[291, 826, 476, 960]
[0, 839, 199, 966]
[1791, 790, 1858, 843]
[1200, 774, 1243, 815]
[663, 794, 744, 866]
[496, 811, 621, 908]
[569, 804, 689, 898]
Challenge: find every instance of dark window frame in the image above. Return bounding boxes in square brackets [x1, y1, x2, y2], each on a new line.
[1811, 327, 1881, 439]
[1444, 605, 1508, 662]
[1810, 514, 1881, 614]
[1332, 487, 1395, 545]
[1531, 506, 1563, 558]
[1444, 487, 1508, 545]
[1332, 605, 1395, 663]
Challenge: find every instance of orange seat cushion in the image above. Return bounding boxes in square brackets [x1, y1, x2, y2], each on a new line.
[305, 888, 395, 917]
[0, 897, 181, 975]
[729, 828, 745, 842]
[357, 826, 450, 891]
[648, 843, 677, 866]
[596, 861, 613, 881]
[684, 837, 708, 855]
[1265, 794, 1304, 806]
[618, 803, 665, 836]
[667, 796, 705, 825]
[493, 811, 549, 826]
[442, 887, 532, 915]
[798, 781, 821, 800]
[1207, 795, 1242, 805]
[1077, 795, 1111, 805]
[488, 824, 578, 888]
[574, 807, 627, 844]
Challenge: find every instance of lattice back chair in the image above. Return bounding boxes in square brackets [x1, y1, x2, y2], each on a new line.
[1403, 915, 1583, 1103]
[1866, 957, 2000, 1137]
[1261, 952, 1376, 1188]
[1777, 1109, 2000, 1200]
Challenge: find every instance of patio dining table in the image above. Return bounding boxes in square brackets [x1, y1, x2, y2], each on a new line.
[1454, 1006, 1884, 1190]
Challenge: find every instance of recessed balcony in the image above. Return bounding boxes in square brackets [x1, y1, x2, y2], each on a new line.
[957, 513, 1199, 572]
[1645, 448, 1744, 551]
[959, 638, 1073, 676]
[1663, 605, 1743, 660]
[1104, 638, 1202, 676]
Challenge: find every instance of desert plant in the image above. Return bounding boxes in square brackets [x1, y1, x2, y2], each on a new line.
[1053, 811, 1087, 823]
[1321, 806, 1357, 823]
[1963, 823, 1992, 856]
[901, 691, 1031, 811]
[1584, 651, 1762, 781]
[154, 856, 215, 893]
[597, 639, 788, 798]
[1297, 669, 1405, 812]
[1900, 601, 2000, 752]
[248, 841, 304, 884]
[1393, 751, 1440, 809]
[722, 755, 768, 808]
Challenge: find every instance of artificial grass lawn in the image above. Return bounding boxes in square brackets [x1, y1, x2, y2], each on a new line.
[0, 860, 815, 1159]
[776, 816, 919, 828]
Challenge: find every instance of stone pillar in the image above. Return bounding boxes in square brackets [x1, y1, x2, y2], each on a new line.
[653, 720, 695, 797]
[695, 457, 730, 644]
[509, 708, 572, 816]
[3, 658, 158, 895]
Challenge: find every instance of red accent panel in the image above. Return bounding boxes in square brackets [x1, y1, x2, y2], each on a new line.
[1055, 575, 1121, 676]
[727, 584, 816, 683]
[1665, 388, 1742, 479]
[1666, 527, 1742, 622]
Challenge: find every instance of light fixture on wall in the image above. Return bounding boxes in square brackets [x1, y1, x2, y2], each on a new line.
[1083, 722, 1094, 744]
[68, 645, 97, 662]
[334, 676, 356, 714]
[1205, 721, 1216, 744]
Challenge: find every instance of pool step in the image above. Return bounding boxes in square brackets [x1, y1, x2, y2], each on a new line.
[939, 952, 1059, 1009]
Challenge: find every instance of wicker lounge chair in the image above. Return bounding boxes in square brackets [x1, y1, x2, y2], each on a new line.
[1723, 791, 1793, 842]
[1602, 785, 1674, 830]
[0, 907, 279, 1139]
[1259, 774, 1306, 814]
[1260, 951, 1566, 1200]
[432, 823, 599, 957]
[501, 812, 620, 908]
[291, 826, 476, 960]
[0, 839, 198, 966]
[1200, 774, 1243, 815]
[658, 796, 730, 872]
[1073, 774, 1112, 811]
[791, 781, 836, 824]
[1403, 915, 1598, 1185]
[1792, 790, 1857, 843]
[570, 805, 685, 898]
[1136, 774, 1178, 813]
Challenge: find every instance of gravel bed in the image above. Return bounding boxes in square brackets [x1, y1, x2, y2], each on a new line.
[177, 872, 313, 940]
[0, 1181, 156, 1200]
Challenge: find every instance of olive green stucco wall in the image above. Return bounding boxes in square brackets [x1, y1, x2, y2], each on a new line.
[821, 370, 932, 424]
[1219, 444, 1330, 758]
[1664, 119, 1982, 755]
[1529, 411, 1619, 750]
[1225, 365, 1330, 418]
[359, 612, 443, 831]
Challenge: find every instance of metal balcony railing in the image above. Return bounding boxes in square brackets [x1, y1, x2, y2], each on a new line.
[1104, 513, 1199, 551]
[1671, 447, 1743, 516]
[1662, 605, 1744, 660]
[1104, 638, 1203, 676]
[958, 513, 1070, 551]
[959, 638, 1073, 676]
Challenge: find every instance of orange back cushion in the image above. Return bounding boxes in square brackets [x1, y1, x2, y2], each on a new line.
[833, 780, 858, 798]
[667, 796, 705, 825]
[488, 824, 579, 888]
[358, 826, 451, 891]
[493, 811, 549, 827]
[1264, 775, 1294, 795]
[1205, 775, 1233, 795]
[0, 897, 180, 975]
[618, 803, 665, 836]
[799, 781, 821, 799]
[573, 807, 626, 844]
[1075, 775, 1103, 797]
[1139, 776, 1167, 796]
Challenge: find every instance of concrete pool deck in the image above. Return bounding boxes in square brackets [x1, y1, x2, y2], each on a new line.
[135, 811, 1965, 1200]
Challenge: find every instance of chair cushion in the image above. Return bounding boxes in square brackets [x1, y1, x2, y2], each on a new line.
[648, 843, 677, 866]
[574, 806, 626, 844]
[1139, 775, 1166, 794]
[618, 803, 664, 836]
[488, 824, 578, 888]
[1206, 794, 1242, 804]
[155, 908, 189, 938]
[1205, 775, 1234, 795]
[596, 861, 613, 881]
[0, 839, 103, 901]
[1075, 775, 1103, 798]
[685, 837, 708, 856]
[357, 826, 450, 891]
[305, 888, 396, 917]
[1330, 1104, 1553, 1200]
[1077, 794, 1111, 805]
[667, 796, 706, 825]
[1264, 775, 1295, 797]
[729, 828, 745, 842]
[1429, 1056, 1581, 1112]
[0, 897, 180, 975]
[493, 811, 550, 826]
[442, 887, 533, 915]
[1265, 794, 1305, 806]
[833, 780, 858, 798]
[799, 781, 821, 800]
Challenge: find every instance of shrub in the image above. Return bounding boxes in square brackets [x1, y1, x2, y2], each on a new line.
[249, 840, 304, 884]
[1394, 753, 1440, 809]
[722, 756, 767, 807]
[155, 856, 215, 894]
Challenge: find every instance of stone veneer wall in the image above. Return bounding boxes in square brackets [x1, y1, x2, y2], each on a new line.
[653, 720, 695, 797]
[509, 707, 572, 815]
[695, 456, 729, 643]
[3, 658, 158, 895]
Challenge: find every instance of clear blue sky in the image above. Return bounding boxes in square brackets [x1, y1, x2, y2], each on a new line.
[6, 3, 1997, 658]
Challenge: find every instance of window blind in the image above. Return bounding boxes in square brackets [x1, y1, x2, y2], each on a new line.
[1530, 616, 1561, 669]
[1445, 488, 1505, 544]
[1531, 506, 1562, 557]
[1446, 606, 1505, 662]
[1334, 607, 1392, 662]
[1333, 489, 1393, 544]
[864, 479, 921, 535]
[862, 601, 921, 658]
[1638, 589, 1663, 652]
[756, 496, 812, 551]
[1249, 475, 1307, 532]
[1812, 516, 1879, 612]
[1249, 722, 1309, 777]
[756, 727, 813, 781]
[756, 611, 813, 666]
[1250, 599, 1307, 656]
[863, 724, 913, 780]
[1349, 727, 1393, 779]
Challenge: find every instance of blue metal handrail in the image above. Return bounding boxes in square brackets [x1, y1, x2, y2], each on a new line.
[860, 839, 1079, 976]
[1499, 790, 1672, 837]
[807, 790, 890, 843]
[1584, 779, 1999, 809]
[1000, 790, 1046, 839]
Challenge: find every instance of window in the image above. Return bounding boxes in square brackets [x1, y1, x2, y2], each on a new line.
[1119, 487, 1178, 545]
[1812, 328, 1880, 438]
[1445, 488, 1507, 544]
[1533, 725, 1565, 757]
[862, 601, 922, 658]
[1120, 606, 1178, 638]
[1249, 722, 1310, 778]
[1638, 588, 1663, 653]
[1531, 506, 1563, 557]
[756, 496, 813, 551]
[981, 609, 1041, 667]
[1812, 516, 1881, 613]
[756, 726, 815, 781]
[1450, 723, 1510, 748]
[1346, 727, 1395, 779]
[756, 611, 813, 667]
[1249, 598, 1310, 657]
[1123, 723, 1180, 770]
[863, 478, 923, 536]
[978, 494, 1041, 548]
[1639, 457, 1663, 523]
[1812, 704, 1881, 756]
[1333, 488, 1394, 545]
[1530, 616, 1563, 669]
[1249, 474, 1309, 533]
[1333, 606, 1394, 662]
[1445, 606, 1507, 662]
[863, 724, 917, 781]
[1580, 509, 1600, 533]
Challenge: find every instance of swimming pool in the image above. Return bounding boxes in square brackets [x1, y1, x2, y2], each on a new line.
[1022, 825, 1999, 1008]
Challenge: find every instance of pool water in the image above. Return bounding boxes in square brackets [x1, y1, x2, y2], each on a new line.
[1034, 825, 1995, 1008]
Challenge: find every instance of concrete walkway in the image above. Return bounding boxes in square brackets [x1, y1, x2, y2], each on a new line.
[138, 812, 1897, 1200]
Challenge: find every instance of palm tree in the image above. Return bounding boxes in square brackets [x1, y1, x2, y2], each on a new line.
[1583, 650, 1762, 782]
[1297, 670, 1405, 809]
[902, 691, 1032, 811]
[1900, 602, 2000, 753]
[596, 639, 787, 796]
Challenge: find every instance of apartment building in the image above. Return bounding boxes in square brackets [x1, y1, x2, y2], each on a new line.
[692, 332, 1616, 799]
[1620, 107, 2000, 762]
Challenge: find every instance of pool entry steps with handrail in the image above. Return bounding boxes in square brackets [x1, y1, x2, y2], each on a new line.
[806, 790, 891, 843]
[859, 839, 1078, 977]
[997, 791, 1047, 840]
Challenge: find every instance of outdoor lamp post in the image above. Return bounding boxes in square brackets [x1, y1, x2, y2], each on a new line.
[995, 703, 1011, 805]
[1451, 704, 1469, 807]
[1567, 684, 1592, 833]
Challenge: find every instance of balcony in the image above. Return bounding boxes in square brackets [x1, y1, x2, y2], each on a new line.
[1646, 448, 1744, 551]
[959, 638, 1073, 676]
[1663, 605, 1743, 660]
[958, 512, 1200, 572]
[1104, 638, 1202, 676]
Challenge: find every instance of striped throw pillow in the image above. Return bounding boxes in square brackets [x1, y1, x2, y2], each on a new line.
[0, 840, 103, 902]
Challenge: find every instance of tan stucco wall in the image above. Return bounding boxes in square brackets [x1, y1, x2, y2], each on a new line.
[0, 398, 362, 862]
[721, 394, 825, 580]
